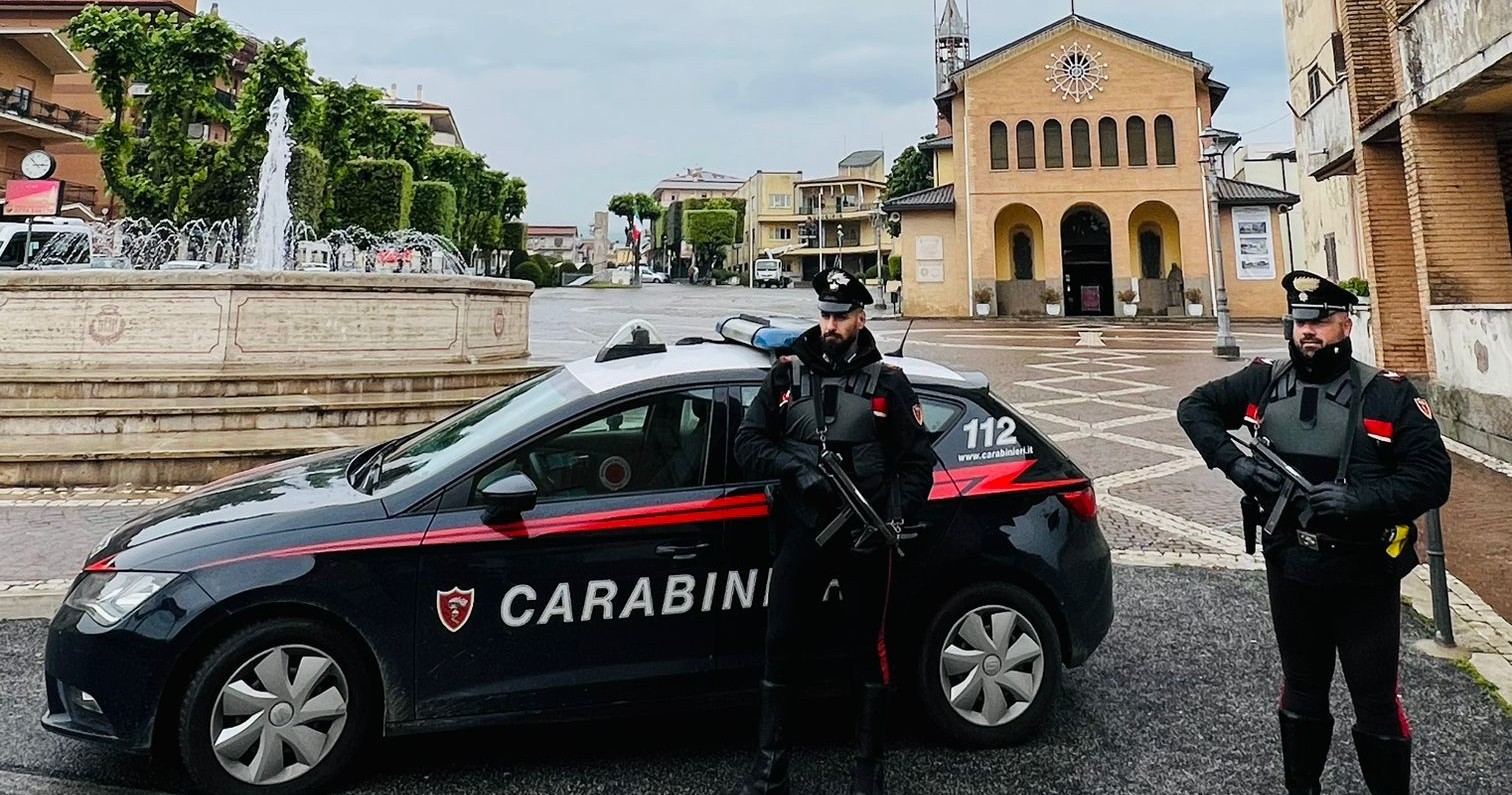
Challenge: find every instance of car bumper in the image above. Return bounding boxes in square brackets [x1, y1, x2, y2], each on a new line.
[1057, 516, 1115, 667]
[41, 574, 218, 752]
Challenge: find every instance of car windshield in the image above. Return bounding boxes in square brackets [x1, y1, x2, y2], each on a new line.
[367, 368, 589, 494]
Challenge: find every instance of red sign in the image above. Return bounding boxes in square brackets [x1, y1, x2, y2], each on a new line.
[3, 179, 62, 217]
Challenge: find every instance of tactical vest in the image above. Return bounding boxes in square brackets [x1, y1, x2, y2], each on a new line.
[778, 357, 887, 494]
[1257, 359, 1380, 489]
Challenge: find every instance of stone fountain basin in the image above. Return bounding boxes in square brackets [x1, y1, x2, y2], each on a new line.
[0, 270, 534, 369]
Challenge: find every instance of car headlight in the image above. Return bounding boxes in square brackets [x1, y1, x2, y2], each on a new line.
[63, 572, 178, 627]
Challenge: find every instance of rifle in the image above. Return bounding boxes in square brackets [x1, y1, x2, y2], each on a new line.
[1230, 434, 1315, 552]
[812, 449, 908, 554]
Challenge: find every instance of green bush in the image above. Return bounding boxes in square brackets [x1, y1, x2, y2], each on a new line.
[1339, 277, 1370, 297]
[500, 221, 526, 254]
[512, 259, 543, 286]
[288, 145, 327, 231]
[685, 209, 737, 248]
[712, 268, 736, 283]
[411, 181, 458, 238]
[862, 265, 880, 280]
[886, 254, 902, 281]
[332, 158, 413, 232]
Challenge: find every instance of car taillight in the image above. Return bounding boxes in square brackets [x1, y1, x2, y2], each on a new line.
[1057, 486, 1097, 520]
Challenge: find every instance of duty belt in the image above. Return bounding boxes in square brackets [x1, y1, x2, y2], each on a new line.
[1294, 527, 1395, 553]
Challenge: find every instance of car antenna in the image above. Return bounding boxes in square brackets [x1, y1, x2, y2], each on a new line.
[886, 320, 916, 358]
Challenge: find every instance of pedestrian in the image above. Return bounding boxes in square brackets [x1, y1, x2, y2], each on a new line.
[729, 267, 935, 795]
[690, 263, 700, 286]
[1177, 271, 1452, 795]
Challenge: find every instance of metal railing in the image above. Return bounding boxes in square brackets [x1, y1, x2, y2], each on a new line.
[0, 86, 103, 137]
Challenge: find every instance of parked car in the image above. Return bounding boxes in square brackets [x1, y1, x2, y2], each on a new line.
[0, 218, 91, 268]
[639, 266, 668, 283]
[43, 317, 1114, 795]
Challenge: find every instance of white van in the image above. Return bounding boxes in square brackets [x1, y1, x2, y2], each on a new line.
[753, 258, 789, 288]
[0, 218, 92, 268]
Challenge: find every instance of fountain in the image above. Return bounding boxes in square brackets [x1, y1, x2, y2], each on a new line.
[0, 92, 532, 370]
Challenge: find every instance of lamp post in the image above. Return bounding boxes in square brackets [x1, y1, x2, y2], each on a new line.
[1201, 126, 1242, 359]
[870, 200, 888, 307]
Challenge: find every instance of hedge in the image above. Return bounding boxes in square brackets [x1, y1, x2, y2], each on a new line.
[288, 145, 327, 231]
[411, 181, 458, 238]
[332, 158, 413, 233]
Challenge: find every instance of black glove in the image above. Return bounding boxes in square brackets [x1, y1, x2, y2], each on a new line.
[793, 465, 832, 502]
[1307, 482, 1365, 520]
[1226, 456, 1284, 497]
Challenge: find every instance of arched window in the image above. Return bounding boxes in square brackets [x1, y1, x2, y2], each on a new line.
[1071, 119, 1092, 168]
[1139, 225, 1163, 279]
[1127, 116, 1148, 167]
[1016, 121, 1037, 169]
[1012, 230, 1034, 280]
[1099, 117, 1119, 167]
[989, 121, 1009, 170]
[1044, 120, 1064, 169]
[1155, 115, 1177, 165]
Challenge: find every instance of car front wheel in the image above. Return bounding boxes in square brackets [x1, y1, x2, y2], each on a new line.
[177, 618, 377, 795]
[916, 583, 1062, 747]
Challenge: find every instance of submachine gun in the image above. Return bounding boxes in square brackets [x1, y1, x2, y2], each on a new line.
[1231, 434, 1315, 554]
[812, 450, 923, 554]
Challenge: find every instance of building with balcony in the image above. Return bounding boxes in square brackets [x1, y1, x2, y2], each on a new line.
[526, 225, 580, 261]
[0, 27, 100, 216]
[1281, 0, 1512, 461]
[378, 85, 464, 149]
[888, 7, 1294, 319]
[651, 167, 743, 206]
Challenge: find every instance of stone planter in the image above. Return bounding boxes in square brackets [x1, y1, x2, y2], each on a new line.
[976, 302, 991, 317]
[1187, 303, 1203, 317]
[1045, 303, 1062, 317]
[1121, 303, 1137, 317]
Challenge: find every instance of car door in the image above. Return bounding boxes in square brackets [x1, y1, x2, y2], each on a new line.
[414, 387, 731, 720]
[714, 382, 964, 682]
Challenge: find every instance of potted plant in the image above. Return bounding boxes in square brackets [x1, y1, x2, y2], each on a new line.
[1117, 288, 1138, 317]
[1340, 277, 1371, 306]
[1185, 287, 1204, 317]
[1041, 287, 1063, 317]
[974, 287, 993, 317]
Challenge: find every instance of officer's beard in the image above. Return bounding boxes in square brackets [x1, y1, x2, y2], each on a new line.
[1289, 335, 1353, 383]
[821, 332, 856, 363]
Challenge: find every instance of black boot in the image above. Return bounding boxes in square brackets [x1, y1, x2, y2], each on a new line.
[1278, 710, 1333, 795]
[1352, 726, 1411, 795]
[848, 683, 891, 795]
[730, 680, 791, 795]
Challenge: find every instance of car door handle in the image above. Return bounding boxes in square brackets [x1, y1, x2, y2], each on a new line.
[656, 543, 711, 560]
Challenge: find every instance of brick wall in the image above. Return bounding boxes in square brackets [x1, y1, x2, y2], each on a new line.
[1401, 113, 1512, 306]
[1356, 142, 1430, 373]
[1338, 0, 1399, 126]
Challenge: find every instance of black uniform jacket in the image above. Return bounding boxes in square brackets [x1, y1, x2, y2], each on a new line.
[1178, 357, 1452, 583]
[733, 326, 936, 536]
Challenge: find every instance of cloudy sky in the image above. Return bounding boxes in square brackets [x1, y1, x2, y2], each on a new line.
[210, 0, 1293, 232]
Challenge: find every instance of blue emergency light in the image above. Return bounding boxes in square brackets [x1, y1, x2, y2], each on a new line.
[716, 315, 803, 352]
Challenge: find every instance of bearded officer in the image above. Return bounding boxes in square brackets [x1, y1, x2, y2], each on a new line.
[1177, 271, 1451, 795]
[728, 267, 934, 795]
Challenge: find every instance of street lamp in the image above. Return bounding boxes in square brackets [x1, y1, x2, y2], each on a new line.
[1201, 126, 1242, 359]
[870, 200, 889, 307]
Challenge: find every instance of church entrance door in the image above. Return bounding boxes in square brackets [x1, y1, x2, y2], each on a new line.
[1061, 207, 1113, 316]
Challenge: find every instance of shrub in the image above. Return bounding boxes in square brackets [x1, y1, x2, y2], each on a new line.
[511, 259, 543, 286]
[288, 145, 327, 231]
[1339, 277, 1370, 297]
[332, 158, 413, 233]
[1117, 288, 1137, 303]
[1040, 288, 1062, 304]
[410, 181, 458, 238]
[886, 254, 902, 281]
[1184, 287, 1203, 304]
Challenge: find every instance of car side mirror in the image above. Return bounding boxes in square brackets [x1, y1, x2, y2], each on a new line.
[480, 473, 538, 519]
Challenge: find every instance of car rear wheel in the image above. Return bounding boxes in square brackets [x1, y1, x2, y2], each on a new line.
[916, 583, 1062, 747]
[177, 618, 376, 795]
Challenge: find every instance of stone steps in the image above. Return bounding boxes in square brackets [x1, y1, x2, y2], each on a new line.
[0, 423, 433, 488]
[0, 386, 500, 436]
[0, 360, 553, 487]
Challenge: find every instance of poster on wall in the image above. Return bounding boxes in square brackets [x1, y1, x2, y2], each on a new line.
[1232, 207, 1276, 281]
[916, 235, 944, 283]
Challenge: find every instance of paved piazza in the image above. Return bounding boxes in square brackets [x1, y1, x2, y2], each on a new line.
[0, 284, 1508, 793]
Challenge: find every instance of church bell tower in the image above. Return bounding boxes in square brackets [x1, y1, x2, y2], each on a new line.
[935, 0, 970, 95]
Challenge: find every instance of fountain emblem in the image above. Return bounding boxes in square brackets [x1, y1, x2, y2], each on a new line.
[493, 306, 507, 339]
[86, 305, 126, 345]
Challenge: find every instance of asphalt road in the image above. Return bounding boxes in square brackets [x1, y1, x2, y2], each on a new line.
[2, 566, 1508, 794]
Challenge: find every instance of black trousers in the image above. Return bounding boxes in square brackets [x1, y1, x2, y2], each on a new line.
[764, 524, 894, 685]
[1267, 566, 1410, 738]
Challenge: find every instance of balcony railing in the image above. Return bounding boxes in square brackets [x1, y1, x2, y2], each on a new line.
[1400, 0, 1512, 109]
[0, 167, 100, 207]
[0, 87, 103, 137]
[1299, 78, 1354, 178]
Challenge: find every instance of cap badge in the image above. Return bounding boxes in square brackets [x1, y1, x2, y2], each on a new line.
[1297, 292, 1309, 302]
[1293, 276, 1321, 293]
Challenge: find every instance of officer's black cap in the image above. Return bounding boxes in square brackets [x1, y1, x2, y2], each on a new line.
[814, 267, 873, 314]
[1283, 270, 1357, 321]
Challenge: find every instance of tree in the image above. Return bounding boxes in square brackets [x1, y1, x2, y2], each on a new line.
[64, 7, 242, 220]
[228, 38, 315, 170]
[608, 192, 661, 280]
[886, 133, 937, 200]
[332, 159, 413, 233]
[411, 181, 458, 239]
[685, 208, 737, 273]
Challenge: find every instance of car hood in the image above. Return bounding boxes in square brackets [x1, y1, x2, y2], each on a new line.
[86, 448, 387, 569]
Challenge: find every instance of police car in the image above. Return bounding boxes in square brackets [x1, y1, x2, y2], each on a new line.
[43, 317, 1114, 795]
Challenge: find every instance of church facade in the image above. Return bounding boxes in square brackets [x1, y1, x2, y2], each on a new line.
[889, 8, 1297, 319]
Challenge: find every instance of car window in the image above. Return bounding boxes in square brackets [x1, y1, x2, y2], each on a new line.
[729, 383, 958, 483]
[476, 389, 715, 504]
[373, 369, 590, 494]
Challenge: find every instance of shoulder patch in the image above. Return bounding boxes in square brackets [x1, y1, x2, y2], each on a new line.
[1414, 397, 1434, 420]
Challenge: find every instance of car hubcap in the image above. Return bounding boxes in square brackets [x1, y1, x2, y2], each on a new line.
[939, 605, 1044, 727]
[211, 644, 350, 786]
